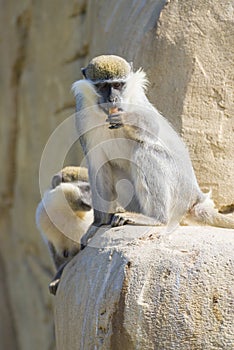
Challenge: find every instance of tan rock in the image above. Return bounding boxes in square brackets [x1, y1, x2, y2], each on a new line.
[55, 225, 234, 350]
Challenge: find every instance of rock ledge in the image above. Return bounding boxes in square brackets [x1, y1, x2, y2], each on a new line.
[55, 225, 234, 350]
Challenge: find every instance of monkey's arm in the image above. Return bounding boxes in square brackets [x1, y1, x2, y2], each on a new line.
[107, 109, 158, 142]
[80, 210, 114, 248]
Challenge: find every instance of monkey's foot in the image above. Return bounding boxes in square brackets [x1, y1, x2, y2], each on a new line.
[111, 212, 161, 227]
[111, 213, 135, 226]
[81, 225, 100, 248]
[49, 278, 60, 295]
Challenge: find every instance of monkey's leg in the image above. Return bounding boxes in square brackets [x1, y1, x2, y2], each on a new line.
[81, 162, 117, 248]
[111, 211, 163, 227]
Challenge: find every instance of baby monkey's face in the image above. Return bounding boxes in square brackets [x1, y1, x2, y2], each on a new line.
[51, 167, 92, 213]
[60, 182, 92, 213]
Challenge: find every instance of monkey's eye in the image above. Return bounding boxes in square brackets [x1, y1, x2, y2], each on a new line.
[95, 83, 108, 91]
[78, 183, 90, 193]
[112, 82, 125, 90]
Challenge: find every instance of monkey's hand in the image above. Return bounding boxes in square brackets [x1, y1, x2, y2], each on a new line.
[49, 278, 60, 296]
[106, 111, 125, 129]
[80, 224, 100, 248]
[49, 261, 68, 295]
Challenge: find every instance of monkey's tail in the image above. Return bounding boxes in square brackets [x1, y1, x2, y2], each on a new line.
[190, 192, 234, 229]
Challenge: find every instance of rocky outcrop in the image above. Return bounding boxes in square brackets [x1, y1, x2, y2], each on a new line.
[55, 226, 234, 350]
[0, 0, 233, 349]
[86, 0, 234, 208]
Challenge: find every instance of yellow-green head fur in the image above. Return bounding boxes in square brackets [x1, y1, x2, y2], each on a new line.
[82, 55, 131, 82]
[61, 166, 88, 183]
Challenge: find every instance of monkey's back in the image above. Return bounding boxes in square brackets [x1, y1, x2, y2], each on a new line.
[130, 109, 204, 225]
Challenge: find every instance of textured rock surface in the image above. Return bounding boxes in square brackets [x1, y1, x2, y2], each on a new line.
[0, 1, 87, 349]
[0, 0, 233, 349]
[86, 0, 234, 208]
[55, 226, 234, 350]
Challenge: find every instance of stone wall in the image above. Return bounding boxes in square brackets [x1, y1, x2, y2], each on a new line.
[0, 0, 233, 349]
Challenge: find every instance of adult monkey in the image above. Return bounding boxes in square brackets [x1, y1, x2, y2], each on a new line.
[72, 55, 234, 247]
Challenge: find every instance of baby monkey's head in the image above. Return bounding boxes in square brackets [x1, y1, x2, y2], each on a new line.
[51, 166, 92, 212]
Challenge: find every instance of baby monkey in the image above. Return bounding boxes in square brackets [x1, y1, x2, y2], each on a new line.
[36, 166, 93, 295]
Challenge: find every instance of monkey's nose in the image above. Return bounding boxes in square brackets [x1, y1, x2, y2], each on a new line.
[108, 96, 118, 103]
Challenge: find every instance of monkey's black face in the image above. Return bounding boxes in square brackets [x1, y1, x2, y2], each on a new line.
[94, 82, 126, 114]
[68, 181, 92, 212]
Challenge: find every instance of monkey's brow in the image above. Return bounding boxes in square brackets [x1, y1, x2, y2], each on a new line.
[94, 82, 109, 89]
[95, 82, 107, 85]
[94, 81, 125, 86]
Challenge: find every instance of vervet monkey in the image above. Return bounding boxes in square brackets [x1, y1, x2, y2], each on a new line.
[72, 55, 234, 247]
[36, 166, 93, 294]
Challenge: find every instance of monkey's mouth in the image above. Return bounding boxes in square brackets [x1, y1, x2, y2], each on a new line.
[108, 107, 119, 115]
[80, 203, 92, 211]
[99, 103, 123, 116]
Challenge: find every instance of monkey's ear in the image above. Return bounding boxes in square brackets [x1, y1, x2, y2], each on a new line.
[51, 173, 62, 188]
[81, 68, 87, 78]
